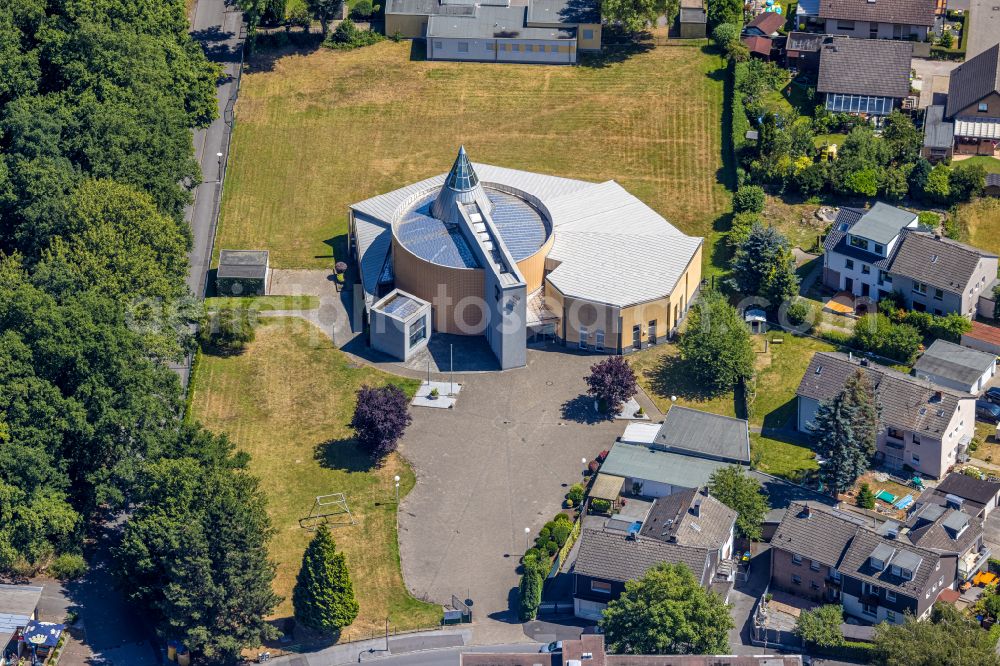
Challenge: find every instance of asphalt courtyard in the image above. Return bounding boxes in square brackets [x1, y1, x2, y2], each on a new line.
[397, 344, 661, 645]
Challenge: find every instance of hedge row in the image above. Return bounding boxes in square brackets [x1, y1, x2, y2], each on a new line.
[731, 60, 751, 167]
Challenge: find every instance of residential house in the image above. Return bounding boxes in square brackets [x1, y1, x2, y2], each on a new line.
[744, 11, 787, 36]
[460, 634, 805, 665]
[770, 503, 863, 604]
[797, 352, 976, 478]
[913, 339, 997, 394]
[572, 488, 736, 620]
[600, 407, 750, 498]
[915, 471, 1000, 519]
[679, 0, 707, 38]
[771, 502, 981, 624]
[817, 37, 913, 116]
[822, 203, 998, 318]
[945, 44, 1000, 158]
[822, 203, 919, 301]
[785, 32, 829, 76]
[386, 0, 602, 64]
[0, 585, 43, 666]
[818, 0, 935, 40]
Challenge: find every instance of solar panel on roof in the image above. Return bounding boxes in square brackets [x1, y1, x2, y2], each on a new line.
[381, 294, 422, 319]
[486, 190, 550, 261]
[396, 195, 480, 269]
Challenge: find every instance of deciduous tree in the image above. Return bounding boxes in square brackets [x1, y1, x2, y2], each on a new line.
[585, 356, 638, 416]
[872, 603, 999, 666]
[601, 562, 733, 654]
[708, 466, 767, 540]
[679, 291, 755, 395]
[350, 385, 413, 461]
[796, 605, 845, 649]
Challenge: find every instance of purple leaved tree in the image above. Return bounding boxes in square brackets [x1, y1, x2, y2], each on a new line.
[350, 385, 413, 461]
[585, 356, 638, 417]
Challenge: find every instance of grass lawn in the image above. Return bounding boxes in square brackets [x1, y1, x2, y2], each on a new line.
[763, 196, 827, 253]
[188, 318, 441, 637]
[203, 295, 320, 311]
[957, 198, 1000, 256]
[955, 156, 1000, 174]
[217, 40, 730, 270]
[752, 434, 818, 481]
[629, 333, 834, 480]
[813, 133, 847, 149]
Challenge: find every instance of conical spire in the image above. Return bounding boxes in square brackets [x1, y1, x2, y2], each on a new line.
[431, 146, 491, 223]
[444, 145, 480, 191]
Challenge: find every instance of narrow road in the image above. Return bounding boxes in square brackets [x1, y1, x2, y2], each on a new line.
[170, 0, 246, 387]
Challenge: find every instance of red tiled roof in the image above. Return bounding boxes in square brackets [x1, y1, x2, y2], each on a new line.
[748, 11, 786, 34]
[966, 321, 1000, 347]
[742, 35, 773, 55]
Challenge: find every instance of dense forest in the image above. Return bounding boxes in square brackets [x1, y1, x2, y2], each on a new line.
[0, 1, 279, 662]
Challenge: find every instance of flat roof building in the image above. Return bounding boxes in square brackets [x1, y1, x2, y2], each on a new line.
[217, 249, 271, 296]
[349, 147, 704, 368]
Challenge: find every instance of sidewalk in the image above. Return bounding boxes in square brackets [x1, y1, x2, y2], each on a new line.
[269, 629, 472, 665]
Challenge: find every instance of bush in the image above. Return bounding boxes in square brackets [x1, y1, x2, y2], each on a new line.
[733, 185, 766, 214]
[728, 211, 762, 250]
[590, 498, 612, 514]
[544, 540, 559, 556]
[785, 299, 811, 327]
[198, 307, 257, 354]
[551, 523, 572, 547]
[50, 553, 88, 580]
[351, 0, 375, 17]
[567, 483, 585, 504]
[853, 313, 921, 364]
[324, 18, 385, 49]
[553, 512, 572, 524]
[537, 526, 551, 544]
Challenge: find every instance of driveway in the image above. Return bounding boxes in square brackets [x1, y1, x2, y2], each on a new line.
[967, 0, 1000, 59]
[397, 346, 662, 645]
[728, 547, 771, 655]
[911, 58, 959, 108]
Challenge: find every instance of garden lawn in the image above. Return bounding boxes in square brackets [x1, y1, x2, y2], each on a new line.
[629, 333, 834, 480]
[958, 198, 1000, 257]
[203, 295, 320, 311]
[955, 156, 1000, 174]
[188, 318, 440, 636]
[217, 40, 730, 270]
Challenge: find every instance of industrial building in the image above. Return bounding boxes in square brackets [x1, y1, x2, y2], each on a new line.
[348, 147, 703, 369]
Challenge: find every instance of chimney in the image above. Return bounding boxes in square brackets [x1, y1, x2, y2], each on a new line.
[701, 487, 710, 497]
[931, 390, 943, 403]
[803, 505, 812, 518]
[849, 351, 854, 362]
[692, 498, 702, 517]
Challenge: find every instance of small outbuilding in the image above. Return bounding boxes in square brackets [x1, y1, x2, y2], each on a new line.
[745, 308, 767, 334]
[962, 321, 1000, 357]
[914, 339, 997, 394]
[0, 584, 43, 661]
[369, 289, 431, 362]
[986, 173, 1000, 198]
[216, 249, 270, 296]
[679, 0, 707, 38]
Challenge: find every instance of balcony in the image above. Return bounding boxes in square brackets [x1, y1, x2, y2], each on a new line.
[960, 545, 992, 580]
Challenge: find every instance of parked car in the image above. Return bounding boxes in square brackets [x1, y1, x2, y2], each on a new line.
[976, 400, 1000, 423]
[984, 387, 1000, 405]
[540, 641, 563, 654]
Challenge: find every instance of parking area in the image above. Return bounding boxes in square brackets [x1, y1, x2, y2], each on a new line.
[397, 344, 662, 645]
[911, 57, 959, 108]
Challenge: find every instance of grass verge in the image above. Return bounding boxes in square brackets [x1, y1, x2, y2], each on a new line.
[204, 295, 321, 311]
[188, 318, 440, 636]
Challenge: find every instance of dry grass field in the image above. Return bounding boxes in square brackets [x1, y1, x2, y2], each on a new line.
[189, 318, 440, 636]
[958, 197, 1000, 257]
[216, 39, 730, 269]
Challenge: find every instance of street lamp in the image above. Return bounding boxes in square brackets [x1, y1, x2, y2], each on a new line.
[216, 152, 223, 181]
[394, 475, 400, 503]
[524, 527, 530, 550]
[582, 457, 588, 477]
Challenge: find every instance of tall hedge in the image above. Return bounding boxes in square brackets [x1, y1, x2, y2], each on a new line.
[518, 570, 543, 621]
[731, 61, 751, 169]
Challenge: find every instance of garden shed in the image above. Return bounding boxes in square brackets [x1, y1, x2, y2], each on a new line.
[216, 249, 270, 296]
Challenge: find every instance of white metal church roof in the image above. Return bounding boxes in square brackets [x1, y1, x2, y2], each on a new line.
[350, 162, 703, 309]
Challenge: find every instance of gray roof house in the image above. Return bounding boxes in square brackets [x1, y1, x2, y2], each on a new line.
[0, 584, 42, 654]
[817, 37, 913, 115]
[943, 44, 1000, 159]
[822, 202, 998, 319]
[797, 352, 976, 478]
[599, 442, 730, 498]
[654, 406, 751, 464]
[916, 472, 1000, 519]
[770, 503, 971, 624]
[818, 0, 935, 40]
[572, 489, 736, 620]
[913, 339, 997, 394]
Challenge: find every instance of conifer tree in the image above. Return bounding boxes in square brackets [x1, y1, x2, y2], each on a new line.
[812, 369, 880, 494]
[293, 525, 359, 633]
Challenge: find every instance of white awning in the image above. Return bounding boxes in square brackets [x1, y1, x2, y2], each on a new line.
[954, 118, 1000, 140]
